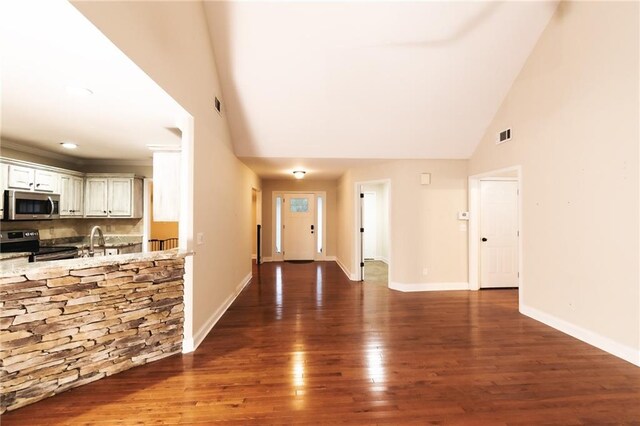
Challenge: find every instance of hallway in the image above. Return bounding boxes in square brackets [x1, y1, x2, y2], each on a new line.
[3, 261, 640, 424]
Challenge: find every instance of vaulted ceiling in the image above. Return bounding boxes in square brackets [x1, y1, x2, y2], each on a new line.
[204, 1, 558, 167]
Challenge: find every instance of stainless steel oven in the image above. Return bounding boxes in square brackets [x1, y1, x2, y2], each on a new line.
[0, 229, 78, 262]
[4, 190, 60, 220]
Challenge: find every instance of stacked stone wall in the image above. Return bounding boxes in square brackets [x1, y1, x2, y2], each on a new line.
[0, 257, 185, 413]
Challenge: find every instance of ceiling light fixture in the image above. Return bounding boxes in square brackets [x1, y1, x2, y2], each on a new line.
[66, 86, 93, 97]
[60, 142, 78, 149]
[293, 170, 306, 179]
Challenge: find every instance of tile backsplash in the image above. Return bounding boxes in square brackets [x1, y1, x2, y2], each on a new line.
[0, 218, 143, 238]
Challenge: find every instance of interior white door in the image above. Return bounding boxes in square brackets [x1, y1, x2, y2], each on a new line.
[363, 192, 377, 259]
[480, 180, 519, 288]
[283, 193, 316, 260]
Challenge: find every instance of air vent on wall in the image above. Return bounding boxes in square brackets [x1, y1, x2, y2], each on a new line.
[497, 128, 512, 144]
[214, 97, 222, 114]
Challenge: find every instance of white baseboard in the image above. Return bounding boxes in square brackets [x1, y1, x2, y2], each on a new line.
[374, 256, 389, 264]
[335, 257, 357, 281]
[520, 304, 640, 367]
[251, 254, 257, 260]
[183, 272, 253, 353]
[316, 255, 336, 262]
[389, 282, 469, 292]
[260, 256, 335, 263]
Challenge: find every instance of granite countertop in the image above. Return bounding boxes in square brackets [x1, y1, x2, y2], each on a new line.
[0, 248, 194, 279]
[0, 252, 31, 261]
[41, 235, 143, 250]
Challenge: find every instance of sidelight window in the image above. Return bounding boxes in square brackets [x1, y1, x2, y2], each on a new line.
[275, 196, 282, 253]
[317, 196, 323, 253]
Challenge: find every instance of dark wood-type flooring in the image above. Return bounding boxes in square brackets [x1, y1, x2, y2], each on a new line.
[3, 261, 640, 424]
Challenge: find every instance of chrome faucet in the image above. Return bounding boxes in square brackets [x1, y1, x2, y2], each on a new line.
[88, 225, 105, 257]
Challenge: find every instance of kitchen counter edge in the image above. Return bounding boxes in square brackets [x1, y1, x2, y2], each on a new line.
[0, 249, 194, 279]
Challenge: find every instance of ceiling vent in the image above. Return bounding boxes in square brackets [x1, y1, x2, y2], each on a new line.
[497, 128, 511, 145]
[214, 97, 222, 115]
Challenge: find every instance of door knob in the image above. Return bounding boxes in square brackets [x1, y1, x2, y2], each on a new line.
[481, 238, 488, 242]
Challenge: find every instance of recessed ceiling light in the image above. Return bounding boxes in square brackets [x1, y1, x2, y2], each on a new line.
[293, 170, 306, 179]
[66, 86, 93, 97]
[60, 142, 78, 149]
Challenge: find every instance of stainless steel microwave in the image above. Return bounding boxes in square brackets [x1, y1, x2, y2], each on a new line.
[3, 190, 60, 220]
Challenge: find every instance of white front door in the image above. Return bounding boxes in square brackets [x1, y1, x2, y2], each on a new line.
[480, 180, 519, 288]
[283, 193, 316, 260]
[363, 192, 377, 259]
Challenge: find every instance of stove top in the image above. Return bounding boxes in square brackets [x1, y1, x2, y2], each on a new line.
[1, 229, 79, 262]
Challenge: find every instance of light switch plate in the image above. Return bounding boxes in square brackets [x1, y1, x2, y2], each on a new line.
[196, 233, 204, 245]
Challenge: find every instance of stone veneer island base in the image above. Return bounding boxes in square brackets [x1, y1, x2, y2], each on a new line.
[0, 251, 187, 413]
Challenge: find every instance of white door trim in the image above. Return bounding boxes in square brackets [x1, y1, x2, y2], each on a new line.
[354, 179, 391, 282]
[468, 166, 522, 302]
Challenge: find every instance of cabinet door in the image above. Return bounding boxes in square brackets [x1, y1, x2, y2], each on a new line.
[72, 177, 84, 216]
[108, 178, 132, 217]
[34, 170, 57, 193]
[85, 178, 108, 217]
[59, 175, 73, 216]
[7, 165, 34, 190]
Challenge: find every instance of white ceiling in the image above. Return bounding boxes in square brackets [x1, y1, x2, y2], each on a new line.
[0, 0, 185, 161]
[205, 1, 558, 164]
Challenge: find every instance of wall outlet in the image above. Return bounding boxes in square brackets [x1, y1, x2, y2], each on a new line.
[196, 233, 205, 245]
[49, 227, 54, 236]
[105, 248, 119, 256]
[106, 224, 112, 232]
[422, 267, 428, 276]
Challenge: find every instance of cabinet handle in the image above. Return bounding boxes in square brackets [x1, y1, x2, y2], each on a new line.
[109, 210, 112, 214]
[103, 210, 107, 213]
[36, 183, 40, 187]
[29, 182, 33, 186]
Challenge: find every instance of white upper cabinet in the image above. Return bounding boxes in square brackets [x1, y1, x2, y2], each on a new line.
[60, 175, 84, 216]
[34, 169, 58, 192]
[108, 178, 132, 217]
[85, 178, 109, 217]
[7, 165, 35, 190]
[85, 176, 142, 218]
[7, 164, 58, 193]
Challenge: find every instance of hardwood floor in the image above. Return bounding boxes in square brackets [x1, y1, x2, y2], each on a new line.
[3, 261, 640, 424]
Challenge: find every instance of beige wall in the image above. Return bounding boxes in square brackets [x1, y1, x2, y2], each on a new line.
[261, 179, 337, 258]
[73, 1, 261, 342]
[337, 159, 468, 285]
[469, 2, 639, 354]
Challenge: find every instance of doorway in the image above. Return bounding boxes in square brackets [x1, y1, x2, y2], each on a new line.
[469, 166, 522, 296]
[356, 181, 390, 284]
[283, 193, 316, 261]
[272, 191, 326, 262]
